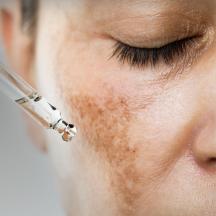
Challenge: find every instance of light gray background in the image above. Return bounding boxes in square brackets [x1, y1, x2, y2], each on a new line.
[0, 49, 64, 215]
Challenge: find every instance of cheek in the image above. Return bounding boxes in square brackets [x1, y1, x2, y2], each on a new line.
[57, 62, 194, 213]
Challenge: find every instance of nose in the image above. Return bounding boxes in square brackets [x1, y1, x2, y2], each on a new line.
[191, 113, 216, 169]
[190, 49, 216, 169]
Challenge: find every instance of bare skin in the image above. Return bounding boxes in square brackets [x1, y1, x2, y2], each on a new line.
[2, 0, 216, 215]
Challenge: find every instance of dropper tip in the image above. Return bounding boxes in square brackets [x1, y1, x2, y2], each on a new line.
[53, 119, 77, 142]
[62, 124, 77, 142]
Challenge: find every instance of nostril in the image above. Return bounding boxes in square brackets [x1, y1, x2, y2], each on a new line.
[207, 157, 216, 166]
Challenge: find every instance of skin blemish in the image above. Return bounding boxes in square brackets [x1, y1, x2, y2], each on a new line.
[67, 84, 144, 215]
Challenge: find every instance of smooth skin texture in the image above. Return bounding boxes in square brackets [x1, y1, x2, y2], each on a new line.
[1, 0, 216, 215]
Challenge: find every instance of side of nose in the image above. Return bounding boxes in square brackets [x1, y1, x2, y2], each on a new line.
[191, 113, 216, 168]
[190, 47, 216, 170]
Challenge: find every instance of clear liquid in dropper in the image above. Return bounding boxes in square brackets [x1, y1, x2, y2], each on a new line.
[15, 92, 77, 142]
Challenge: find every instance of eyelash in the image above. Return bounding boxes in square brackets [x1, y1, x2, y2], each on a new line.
[111, 37, 196, 68]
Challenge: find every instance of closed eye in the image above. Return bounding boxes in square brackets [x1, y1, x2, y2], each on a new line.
[111, 37, 197, 69]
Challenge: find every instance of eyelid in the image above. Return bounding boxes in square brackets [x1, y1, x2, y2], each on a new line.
[105, 16, 210, 50]
[119, 36, 196, 50]
[110, 36, 198, 69]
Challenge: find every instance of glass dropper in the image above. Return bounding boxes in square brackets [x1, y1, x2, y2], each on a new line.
[0, 64, 77, 142]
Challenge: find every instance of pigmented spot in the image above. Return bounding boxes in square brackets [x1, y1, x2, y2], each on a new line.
[68, 86, 143, 215]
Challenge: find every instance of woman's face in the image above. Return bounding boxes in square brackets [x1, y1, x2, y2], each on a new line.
[24, 0, 216, 215]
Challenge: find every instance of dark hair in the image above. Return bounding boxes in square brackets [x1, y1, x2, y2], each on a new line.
[21, 0, 38, 34]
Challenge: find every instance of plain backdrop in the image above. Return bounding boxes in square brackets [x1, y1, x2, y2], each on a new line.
[0, 48, 64, 215]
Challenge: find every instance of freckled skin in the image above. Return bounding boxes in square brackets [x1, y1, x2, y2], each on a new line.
[69, 89, 140, 214]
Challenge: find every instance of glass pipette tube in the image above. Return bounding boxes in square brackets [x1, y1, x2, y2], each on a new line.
[0, 64, 77, 142]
